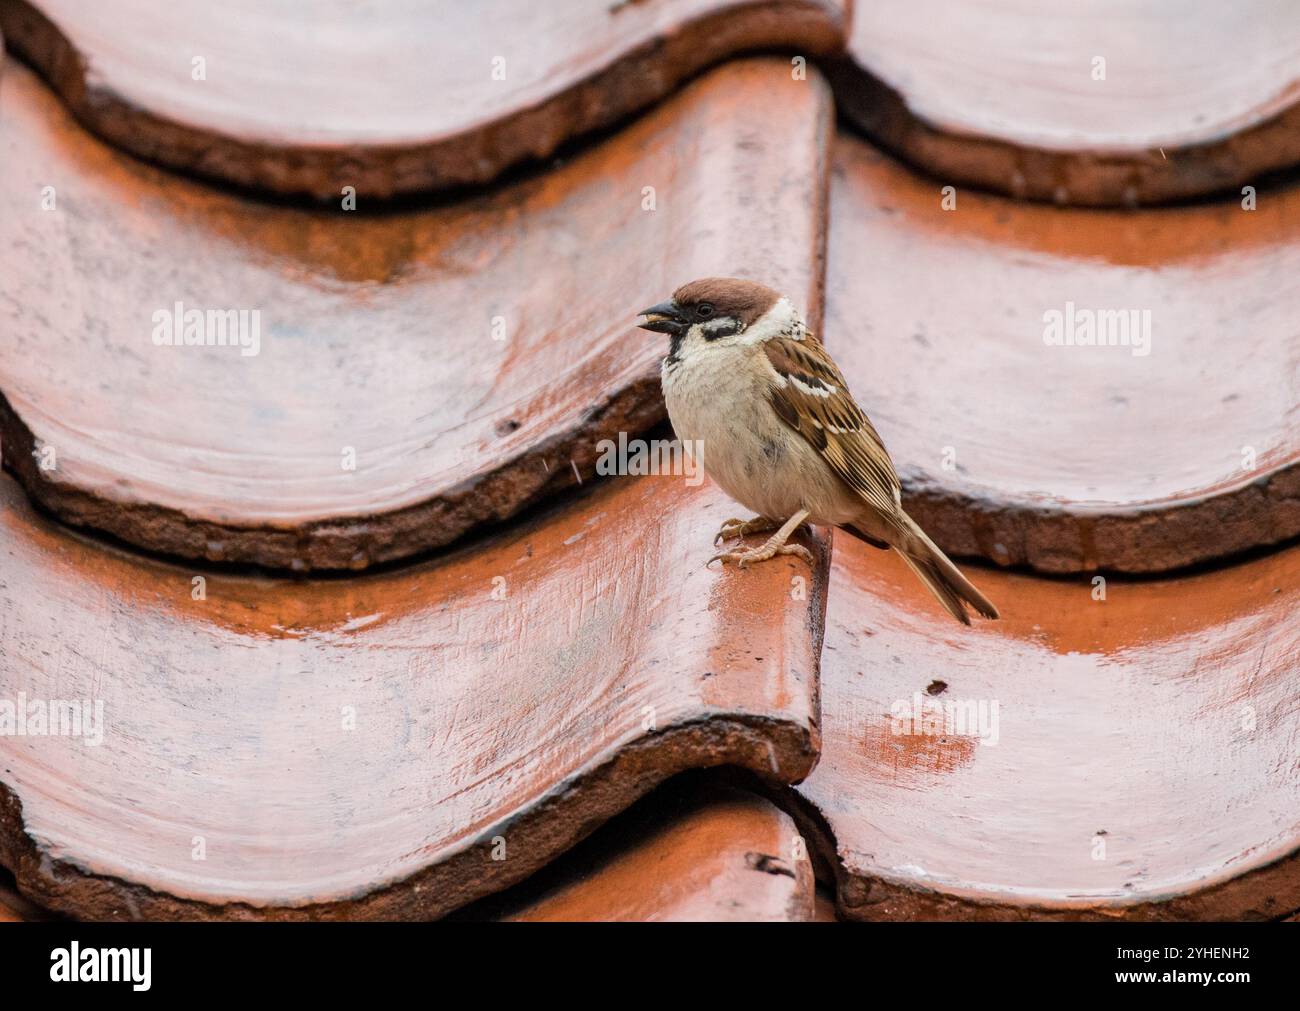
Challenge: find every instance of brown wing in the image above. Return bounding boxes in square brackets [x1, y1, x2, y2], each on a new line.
[763, 336, 901, 517]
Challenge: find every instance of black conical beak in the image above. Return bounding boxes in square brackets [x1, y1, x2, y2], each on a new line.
[637, 299, 686, 335]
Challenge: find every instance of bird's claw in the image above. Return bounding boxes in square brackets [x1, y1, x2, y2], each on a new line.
[713, 517, 746, 545]
[712, 516, 776, 546]
[708, 543, 814, 569]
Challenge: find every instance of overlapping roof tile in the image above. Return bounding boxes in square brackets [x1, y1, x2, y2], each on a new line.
[0, 0, 845, 196]
[0, 472, 826, 919]
[462, 778, 816, 921]
[1, 55, 831, 570]
[825, 134, 1300, 573]
[833, 0, 1300, 205]
[798, 533, 1300, 920]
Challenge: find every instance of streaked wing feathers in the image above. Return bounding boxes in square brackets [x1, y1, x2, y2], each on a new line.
[763, 337, 901, 516]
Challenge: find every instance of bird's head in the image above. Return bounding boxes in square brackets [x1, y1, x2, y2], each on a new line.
[637, 277, 802, 359]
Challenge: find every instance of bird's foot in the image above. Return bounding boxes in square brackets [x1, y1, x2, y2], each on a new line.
[713, 515, 779, 546]
[709, 508, 813, 568]
[708, 542, 814, 569]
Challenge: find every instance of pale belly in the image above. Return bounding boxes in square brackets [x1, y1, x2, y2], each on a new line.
[661, 350, 863, 527]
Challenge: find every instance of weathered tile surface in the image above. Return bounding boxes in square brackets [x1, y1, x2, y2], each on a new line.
[463, 779, 815, 921]
[0, 55, 831, 570]
[833, 0, 1300, 205]
[826, 135, 1300, 574]
[0, 472, 827, 920]
[0, 0, 844, 197]
[797, 532, 1300, 920]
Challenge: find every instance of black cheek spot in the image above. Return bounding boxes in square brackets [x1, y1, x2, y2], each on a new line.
[702, 320, 740, 342]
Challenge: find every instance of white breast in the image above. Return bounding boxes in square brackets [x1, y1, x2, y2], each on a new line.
[661, 344, 862, 526]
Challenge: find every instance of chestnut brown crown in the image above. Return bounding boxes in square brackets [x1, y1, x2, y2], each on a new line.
[637, 277, 781, 335]
[672, 278, 781, 327]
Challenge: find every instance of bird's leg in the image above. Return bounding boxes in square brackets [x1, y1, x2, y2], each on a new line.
[709, 509, 813, 568]
[713, 515, 780, 546]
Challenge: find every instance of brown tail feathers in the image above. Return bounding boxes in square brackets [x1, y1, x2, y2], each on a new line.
[848, 515, 999, 626]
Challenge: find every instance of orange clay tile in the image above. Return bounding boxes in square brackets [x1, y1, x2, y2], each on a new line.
[460, 779, 815, 921]
[831, 0, 1300, 206]
[794, 531, 1300, 920]
[0, 471, 827, 920]
[825, 135, 1300, 574]
[0, 0, 844, 198]
[0, 55, 831, 571]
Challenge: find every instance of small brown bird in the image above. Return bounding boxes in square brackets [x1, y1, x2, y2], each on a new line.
[638, 277, 998, 625]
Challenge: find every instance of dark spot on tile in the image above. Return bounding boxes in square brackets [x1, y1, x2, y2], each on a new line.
[745, 852, 796, 878]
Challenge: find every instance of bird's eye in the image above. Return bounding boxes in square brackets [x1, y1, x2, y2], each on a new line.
[696, 303, 715, 319]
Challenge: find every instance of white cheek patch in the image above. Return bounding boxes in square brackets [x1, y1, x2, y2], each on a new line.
[739, 297, 802, 345]
[701, 316, 739, 334]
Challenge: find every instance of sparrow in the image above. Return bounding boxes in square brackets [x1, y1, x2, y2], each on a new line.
[638, 277, 998, 625]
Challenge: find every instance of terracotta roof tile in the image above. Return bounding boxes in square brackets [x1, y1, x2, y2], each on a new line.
[0, 0, 845, 197]
[463, 779, 815, 921]
[833, 0, 1300, 205]
[798, 532, 1300, 920]
[0, 3, 1295, 926]
[0, 473, 826, 919]
[825, 135, 1300, 573]
[0, 55, 831, 570]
